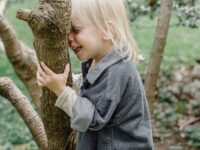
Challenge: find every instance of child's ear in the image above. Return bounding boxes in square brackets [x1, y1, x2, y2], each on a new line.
[102, 21, 116, 40]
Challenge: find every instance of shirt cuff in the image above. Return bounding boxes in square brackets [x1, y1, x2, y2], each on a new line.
[72, 73, 83, 94]
[55, 86, 77, 118]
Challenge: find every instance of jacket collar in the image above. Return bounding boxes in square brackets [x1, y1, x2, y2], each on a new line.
[81, 48, 127, 85]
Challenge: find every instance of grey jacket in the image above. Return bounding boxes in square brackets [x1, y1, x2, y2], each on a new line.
[70, 49, 153, 150]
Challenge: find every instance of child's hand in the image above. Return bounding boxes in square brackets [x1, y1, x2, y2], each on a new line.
[37, 61, 70, 97]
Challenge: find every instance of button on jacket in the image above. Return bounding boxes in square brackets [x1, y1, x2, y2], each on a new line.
[57, 48, 153, 150]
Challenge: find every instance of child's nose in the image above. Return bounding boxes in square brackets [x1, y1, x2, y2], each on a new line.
[68, 32, 75, 42]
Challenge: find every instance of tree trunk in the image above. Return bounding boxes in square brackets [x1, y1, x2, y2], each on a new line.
[16, 0, 77, 149]
[144, 0, 173, 114]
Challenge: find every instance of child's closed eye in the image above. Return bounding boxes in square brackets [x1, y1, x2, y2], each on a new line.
[72, 28, 80, 34]
[71, 26, 81, 34]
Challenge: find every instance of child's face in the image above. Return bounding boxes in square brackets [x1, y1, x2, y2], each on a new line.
[68, 20, 113, 62]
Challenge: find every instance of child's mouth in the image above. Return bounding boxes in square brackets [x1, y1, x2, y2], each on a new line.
[73, 46, 82, 54]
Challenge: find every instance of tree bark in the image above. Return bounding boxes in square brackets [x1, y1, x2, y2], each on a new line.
[0, 16, 42, 113]
[144, 0, 173, 114]
[16, 0, 76, 149]
[0, 77, 47, 150]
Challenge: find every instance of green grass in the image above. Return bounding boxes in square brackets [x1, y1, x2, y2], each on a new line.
[5, 1, 37, 46]
[0, 0, 200, 148]
[131, 16, 200, 72]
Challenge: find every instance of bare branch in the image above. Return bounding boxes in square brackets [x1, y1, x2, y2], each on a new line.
[0, 16, 42, 113]
[0, 77, 48, 150]
[16, 9, 33, 22]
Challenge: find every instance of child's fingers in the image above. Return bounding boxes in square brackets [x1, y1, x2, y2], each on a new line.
[37, 79, 45, 87]
[36, 70, 40, 79]
[37, 79, 43, 87]
[64, 63, 70, 76]
[37, 72, 46, 87]
[41, 61, 54, 76]
[37, 64, 47, 78]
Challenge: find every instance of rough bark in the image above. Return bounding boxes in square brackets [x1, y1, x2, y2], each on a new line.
[0, 77, 47, 150]
[144, 0, 173, 114]
[0, 16, 42, 113]
[0, 0, 7, 52]
[16, 0, 76, 149]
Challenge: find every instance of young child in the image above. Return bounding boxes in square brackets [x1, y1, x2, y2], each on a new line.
[37, 0, 154, 149]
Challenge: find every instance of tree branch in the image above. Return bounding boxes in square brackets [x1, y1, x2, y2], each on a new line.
[0, 77, 48, 150]
[16, 9, 32, 22]
[0, 16, 42, 113]
[144, 0, 173, 114]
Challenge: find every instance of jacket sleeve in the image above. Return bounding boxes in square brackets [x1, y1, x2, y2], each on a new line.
[71, 67, 129, 132]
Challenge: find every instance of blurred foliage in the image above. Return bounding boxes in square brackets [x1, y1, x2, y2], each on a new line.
[152, 62, 200, 149]
[182, 125, 200, 147]
[126, 0, 200, 28]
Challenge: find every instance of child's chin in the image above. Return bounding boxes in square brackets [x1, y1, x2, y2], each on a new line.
[77, 56, 86, 61]
[77, 55, 90, 61]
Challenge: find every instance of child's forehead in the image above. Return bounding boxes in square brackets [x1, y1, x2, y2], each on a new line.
[71, 10, 93, 27]
[71, 17, 92, 28]
[71, 20, 84, 28]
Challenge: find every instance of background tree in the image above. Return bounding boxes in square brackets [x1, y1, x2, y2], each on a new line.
[144, 0, 173, 113]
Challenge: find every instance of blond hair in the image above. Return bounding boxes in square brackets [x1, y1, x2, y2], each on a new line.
[71, 0, 140, 63]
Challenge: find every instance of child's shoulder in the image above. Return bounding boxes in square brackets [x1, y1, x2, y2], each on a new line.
[102, 59, 141, 89]
[107, 58, 138, 78]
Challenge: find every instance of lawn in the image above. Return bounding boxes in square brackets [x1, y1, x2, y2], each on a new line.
[0, 0, 200, 149]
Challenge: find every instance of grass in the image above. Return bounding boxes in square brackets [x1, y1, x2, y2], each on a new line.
[132, 16, 200, 71]
[0, 0, 200, 148]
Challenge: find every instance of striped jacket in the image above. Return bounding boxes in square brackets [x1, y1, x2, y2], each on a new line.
[56, 48, 154, 150]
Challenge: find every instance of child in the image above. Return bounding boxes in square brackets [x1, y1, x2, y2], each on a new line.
[37, 0, 154, 149]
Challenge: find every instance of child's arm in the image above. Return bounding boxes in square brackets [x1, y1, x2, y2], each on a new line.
[55, 73, 82, 118]
[55, 86, 77, 118]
